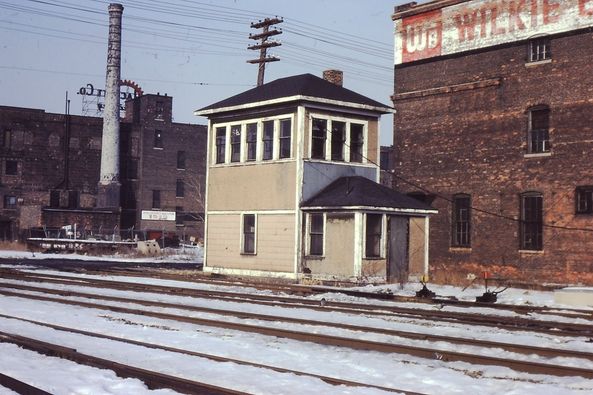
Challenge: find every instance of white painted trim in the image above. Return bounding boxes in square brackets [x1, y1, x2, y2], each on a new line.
[353, 212, 362, 277]
[203, 265, 297, 280]
[240, 212, 257, 255]
[203, 119, 212, 270]
[294, 105, 306, 277]
[208, 210, 295, 215]
[424, 216, 429, 278]
[305, 212, 325, 257]
[375, 118, 381, 183]
[195, 95, 393, 116]
[302, 206, 437, 215]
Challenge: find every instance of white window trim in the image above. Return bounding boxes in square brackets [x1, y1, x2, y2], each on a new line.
[363, 213, 385, 259]
[306, 212, 325, 257]
[211, 114, 294, 166]
[308, 113, 368, 164]
[240, 212, 257, 255]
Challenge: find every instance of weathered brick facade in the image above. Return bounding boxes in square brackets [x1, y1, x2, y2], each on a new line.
[0, 94, 206, 241]
[393, 7, 593, 285]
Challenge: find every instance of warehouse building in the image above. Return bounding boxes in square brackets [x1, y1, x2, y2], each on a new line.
[392, 0, 593, 284]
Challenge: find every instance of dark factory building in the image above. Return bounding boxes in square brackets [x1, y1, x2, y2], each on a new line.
[0, 94, 207, 242]
[392, 0, 593, 284]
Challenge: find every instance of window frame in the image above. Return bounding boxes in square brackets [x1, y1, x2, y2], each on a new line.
[246, 122, 258, 162]
[176, 179, 185, 198]
[262, 120, 275, 161]
[520, 192, 543, 251]
[528, 37, 551, 63]
[230, 124, 242, 163]
[4, 160, 17, 176]
[310, 115, 367, 163]
[576, 186, 593, 215]
[307, 213, 325, 257]
[153, 130, 163, 149]
[365, 213, 384, 258]
[177, 150, 186, 170]
[330, 120, 346, 161]
[452, 194, 471, 247]
[3, 195, 17, 209]
[215, 126, 227, 164]
[241, 213, 257, 254]
[527, 106, 550, 154]
[152, 190, 161, 209]
[279, 118, 292, 159]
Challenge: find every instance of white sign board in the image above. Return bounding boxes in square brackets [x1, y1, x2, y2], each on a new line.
[394, 0, 593, 65]
[141, 210, 176, 221]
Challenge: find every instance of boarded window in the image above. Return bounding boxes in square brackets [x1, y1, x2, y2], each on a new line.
[576, 186, 593, 214]
[230, 125, 241, 163]
[331, 121, 345, 161]
[49, 190, 60, 208]
[350, 123, 364, 163]
[2, 129, 11, 148]
[68, 190, 79, 209]
[154, 130, 163, 148]
[5, 160, 17, 175]
[246, 123, 257, 161]
[152, 190, 161, 209]
[365, 214, 382, 258]
[528, 107, 550, 154]
[308, 213, 324, 256]
[215, 127, 226, 164]
[242, 214, 256, 254]
[177, 151, 186, 169]
[452, 194, 471, 247]
[279, 119, 291, 159]
[262, 121, 274, 161]
[176, 179, 184, 198]
[311, 118, 327, 160]
[520, 193, 543, 250]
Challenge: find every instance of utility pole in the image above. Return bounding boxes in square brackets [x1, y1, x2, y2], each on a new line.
[247, 17, 283, 86]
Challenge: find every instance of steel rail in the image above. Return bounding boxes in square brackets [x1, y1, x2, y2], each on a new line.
[3, 269, 593, 337]
[0, 331, 246, 395]
[2, 288, 593, 379]
[0, 313, 421, 395]
[1, 281, 592, 362]
[0, 372, 52, 395]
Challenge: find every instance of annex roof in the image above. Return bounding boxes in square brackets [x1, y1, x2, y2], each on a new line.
[301, 176, 437, 215]
[195, 74, 393, 116]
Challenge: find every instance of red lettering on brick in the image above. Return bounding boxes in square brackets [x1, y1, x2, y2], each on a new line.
[454, 10, 478, 42]
[490, 7, 506, 35]
[543, 0, 560, 24]
[401, 10, 443, 63]
[580, 0, 593, 16]
[508, 0, 527, 32]
[530, 0, 538, 28]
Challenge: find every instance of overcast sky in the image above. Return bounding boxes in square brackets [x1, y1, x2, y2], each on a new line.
[0, 0, 412, 145]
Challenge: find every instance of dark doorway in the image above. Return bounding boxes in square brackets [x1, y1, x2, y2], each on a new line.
[0, 221, 12, 241]
[387, 215, 409, 283]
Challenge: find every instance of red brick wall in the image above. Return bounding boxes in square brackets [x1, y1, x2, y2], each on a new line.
[393, 30, 593, 285]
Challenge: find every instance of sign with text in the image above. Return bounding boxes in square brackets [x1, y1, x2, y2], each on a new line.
[394, 0, 593, 64]
[141, 210, 176, 221]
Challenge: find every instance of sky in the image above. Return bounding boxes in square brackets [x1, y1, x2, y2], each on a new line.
[0, 0, 412, 146]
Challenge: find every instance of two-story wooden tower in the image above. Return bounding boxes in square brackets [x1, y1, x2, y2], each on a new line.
[196, 71, 436, 282]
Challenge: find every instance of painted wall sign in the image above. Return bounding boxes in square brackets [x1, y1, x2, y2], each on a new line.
[141, 210, 176, 221]
[77, 83, 136, 101]
[394, 0, 593, 64]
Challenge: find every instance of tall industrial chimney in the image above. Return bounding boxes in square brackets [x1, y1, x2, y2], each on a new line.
[98, 3, 123, 209]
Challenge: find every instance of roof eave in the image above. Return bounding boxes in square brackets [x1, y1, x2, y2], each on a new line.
[194, 95, 394, 117]
[300, 206, 437, 215]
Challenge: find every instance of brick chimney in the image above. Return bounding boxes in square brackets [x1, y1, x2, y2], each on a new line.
[323, 69, 343, 87]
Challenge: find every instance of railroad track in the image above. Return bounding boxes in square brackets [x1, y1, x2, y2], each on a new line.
[62, 267, 593, 319]
[0, 371, 52, 395]
[0, 314, 421, 395]
[2, 287, 593, 379]
[3, 268, 593, 337]
[1, 281, 591, 362]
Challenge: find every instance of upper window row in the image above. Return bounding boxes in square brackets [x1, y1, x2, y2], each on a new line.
[214, 118, 292, 164]
[310, 117, 366, 163]
[528, 38, 551, 63]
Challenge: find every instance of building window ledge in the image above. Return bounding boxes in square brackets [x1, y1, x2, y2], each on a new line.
[305, 255, 324, 260]
[153, 147, 164, 150]
[363, 256, 384, 260]
[518, 249, 544, 254]
[240, 252, 257, 256]
[525, 59, 552, 67]
[524, 152, 552, 159]
[449, 247, 472, 253]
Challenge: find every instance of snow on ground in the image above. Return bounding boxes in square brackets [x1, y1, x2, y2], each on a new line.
[1, 250, 593, 394]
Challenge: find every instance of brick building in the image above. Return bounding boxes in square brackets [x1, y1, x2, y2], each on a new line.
[0, 94, 206, 241]
[392, 0, 593, 284]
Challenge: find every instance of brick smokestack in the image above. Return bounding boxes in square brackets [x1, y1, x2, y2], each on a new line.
[98, 3, 123, 209]
[323, 69, 343, 87]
